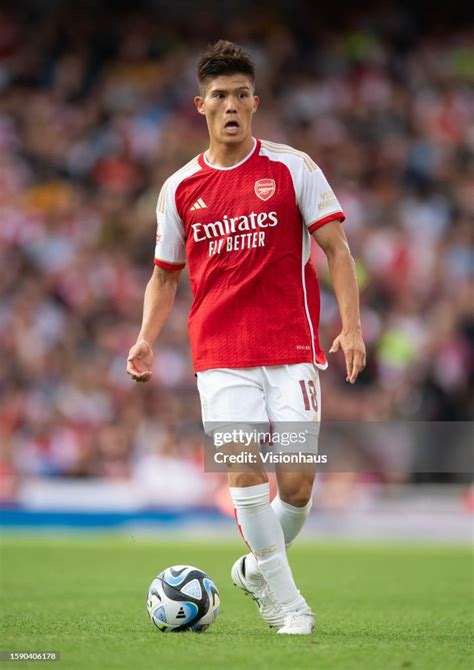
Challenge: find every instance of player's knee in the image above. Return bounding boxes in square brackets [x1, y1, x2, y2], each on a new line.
[279, 482, 313, 508]
[227, 471, 268, 488]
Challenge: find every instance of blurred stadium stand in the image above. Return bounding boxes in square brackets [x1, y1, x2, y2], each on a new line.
[0, 0, 472, 534]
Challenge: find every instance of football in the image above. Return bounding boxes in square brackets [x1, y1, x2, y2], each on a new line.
[146, 565, 220, 632]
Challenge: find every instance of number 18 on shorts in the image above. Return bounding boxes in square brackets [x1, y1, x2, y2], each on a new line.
[196, 363, 321, 455]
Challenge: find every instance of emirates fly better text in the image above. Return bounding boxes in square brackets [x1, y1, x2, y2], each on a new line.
[191, 210, 278, 256]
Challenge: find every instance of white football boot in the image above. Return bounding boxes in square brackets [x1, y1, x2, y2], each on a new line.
[231, 555, 285, 628]
[277, 607, 315, 635]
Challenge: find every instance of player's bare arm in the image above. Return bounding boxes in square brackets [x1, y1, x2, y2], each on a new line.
[126, 265, 182, 383]
[312, 221, 366, 384]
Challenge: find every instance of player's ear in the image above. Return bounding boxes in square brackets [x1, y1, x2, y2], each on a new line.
[253, 95, 260, 113]
[194, 96, 206, 115]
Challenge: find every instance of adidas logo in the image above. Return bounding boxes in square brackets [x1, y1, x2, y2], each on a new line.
[176, 606, 186, 619]
[190, 198, 208, 211]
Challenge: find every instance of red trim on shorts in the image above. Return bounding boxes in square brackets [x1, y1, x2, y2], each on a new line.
[308, 211, 345, 234]
[153, 258, 185, 270]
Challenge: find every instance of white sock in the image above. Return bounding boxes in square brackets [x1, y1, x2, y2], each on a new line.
[244, 494, 313, 583]
[230, 483, 306, 612]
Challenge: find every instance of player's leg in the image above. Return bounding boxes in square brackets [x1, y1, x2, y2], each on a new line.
[196, 367, 309, 630]
[228, 465, 308, 622]
[268, 362, 320, 549]
[273, 470, 315, 542]
[245, 471, 314, 578]
[276, 470, 315, 511]
[224, 451, 286, 627]
[239, 363, 321, 633]
[245, 363, 320, 573]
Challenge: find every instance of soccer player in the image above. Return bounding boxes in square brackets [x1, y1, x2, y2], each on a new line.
[127, 40, 366, 634]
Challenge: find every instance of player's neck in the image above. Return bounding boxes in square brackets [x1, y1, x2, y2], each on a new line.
[205, 136, 255, 168]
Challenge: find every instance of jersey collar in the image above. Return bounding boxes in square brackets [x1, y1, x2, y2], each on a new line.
[199, 138, 259, 171]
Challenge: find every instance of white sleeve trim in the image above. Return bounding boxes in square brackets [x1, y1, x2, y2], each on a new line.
[259, 141, 344, 228]
[154, 158, 202, 266]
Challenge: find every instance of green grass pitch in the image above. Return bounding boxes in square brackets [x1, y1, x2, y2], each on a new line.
[1, 536, 472, 670]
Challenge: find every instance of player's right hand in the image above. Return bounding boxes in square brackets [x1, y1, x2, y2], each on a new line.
[127, 340, 154, 383]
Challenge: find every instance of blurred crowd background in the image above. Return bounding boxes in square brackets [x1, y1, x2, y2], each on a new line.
[0, 0, 472, 497]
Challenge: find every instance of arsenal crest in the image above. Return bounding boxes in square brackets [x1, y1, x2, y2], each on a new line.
[255, 178, 276, 201]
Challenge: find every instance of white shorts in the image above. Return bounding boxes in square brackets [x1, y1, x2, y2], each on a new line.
[196, 363, 321, 452]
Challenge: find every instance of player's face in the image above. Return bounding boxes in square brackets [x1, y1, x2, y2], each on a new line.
[194, 74, 259, 145]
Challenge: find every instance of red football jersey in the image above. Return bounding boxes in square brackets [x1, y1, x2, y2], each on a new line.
[154, 139, 345, 372]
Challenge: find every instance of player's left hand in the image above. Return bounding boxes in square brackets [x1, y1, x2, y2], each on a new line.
[329, 328, 366, 384]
